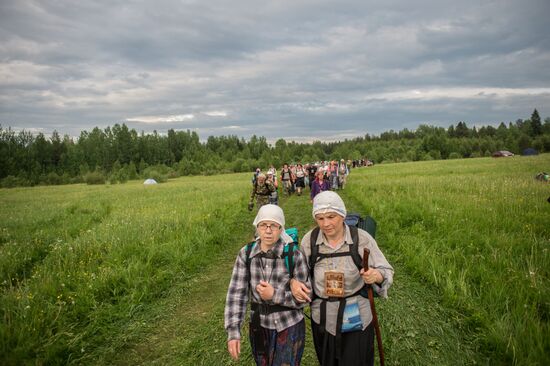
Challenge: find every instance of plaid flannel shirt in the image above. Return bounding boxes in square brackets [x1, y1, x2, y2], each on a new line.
[224, 238, 310, 341]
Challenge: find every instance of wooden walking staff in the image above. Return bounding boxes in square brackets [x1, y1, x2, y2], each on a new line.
[364, 248, 385, 366]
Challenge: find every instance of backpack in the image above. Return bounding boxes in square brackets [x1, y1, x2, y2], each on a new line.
[535, 172, 549, 182]
[309, 213, 377, 295]
[245, 228, 299, 280]
[344, 213, 376, 238]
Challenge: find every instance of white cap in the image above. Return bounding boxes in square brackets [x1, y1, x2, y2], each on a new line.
[312, 191, 347, 219]
[253, 204, 293, 243]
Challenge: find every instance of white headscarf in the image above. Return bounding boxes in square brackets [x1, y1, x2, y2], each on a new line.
[253, 204, 294, 244]
[312, 191, 347, 219]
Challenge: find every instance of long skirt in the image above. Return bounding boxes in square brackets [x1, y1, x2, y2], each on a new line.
[330, 175, 339, 190]
[250, 319, 306, 366]
[311, 320, 374, 366]
[269, 191, 279, 205]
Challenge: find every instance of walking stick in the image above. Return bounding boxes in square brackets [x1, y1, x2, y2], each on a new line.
[364, 248, 385, 366]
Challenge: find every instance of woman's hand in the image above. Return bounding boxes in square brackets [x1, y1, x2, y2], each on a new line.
[228, 339, 241, 360]
[360, 268, 383, 285]
[256, 280, 274, 301]
[290, 279, 311, 303]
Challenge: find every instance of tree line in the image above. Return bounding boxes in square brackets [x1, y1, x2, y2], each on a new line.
[1, 109, 549, 187]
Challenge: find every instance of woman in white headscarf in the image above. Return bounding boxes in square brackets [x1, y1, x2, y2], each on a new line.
[224, 204, 310, 365]
[290, 191, 394, 366]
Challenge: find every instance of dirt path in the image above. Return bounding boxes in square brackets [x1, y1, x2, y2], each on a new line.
[108, 192, 482, 365]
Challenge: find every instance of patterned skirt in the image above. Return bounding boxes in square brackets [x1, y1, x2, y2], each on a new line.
[249, 319, 305, 366]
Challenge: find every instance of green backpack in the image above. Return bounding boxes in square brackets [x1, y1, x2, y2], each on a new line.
[245, 228, 299, 279]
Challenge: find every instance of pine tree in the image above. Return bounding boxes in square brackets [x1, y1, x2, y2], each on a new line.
[531, 109, 542, 136]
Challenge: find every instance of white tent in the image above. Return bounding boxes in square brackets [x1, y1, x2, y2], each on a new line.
[143, 178, 158, 185]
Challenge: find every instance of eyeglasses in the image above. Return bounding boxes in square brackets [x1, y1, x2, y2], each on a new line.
[257, 223, 281, 231]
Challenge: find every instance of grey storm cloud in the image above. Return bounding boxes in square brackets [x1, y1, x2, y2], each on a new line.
[1, 0, 549, 142]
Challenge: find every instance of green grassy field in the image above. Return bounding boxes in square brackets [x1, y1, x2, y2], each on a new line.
[1, 155, 549, 365]
[344, 156, 549, 365]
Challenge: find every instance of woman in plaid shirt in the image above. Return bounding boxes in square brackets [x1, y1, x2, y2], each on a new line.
[224, 204, 310, 365]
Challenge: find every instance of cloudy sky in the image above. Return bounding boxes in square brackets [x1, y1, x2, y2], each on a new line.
[1, 0, 549, 142]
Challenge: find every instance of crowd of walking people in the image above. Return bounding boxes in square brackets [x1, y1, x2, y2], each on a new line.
[249, 160, 355, 211]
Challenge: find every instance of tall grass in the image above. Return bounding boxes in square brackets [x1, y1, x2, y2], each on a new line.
[0, 175, 251, 365]
[1, 156, 549, 365]
[345, 155, 550, 365]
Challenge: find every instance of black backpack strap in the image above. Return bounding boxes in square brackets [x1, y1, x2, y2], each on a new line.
[318, 290, 363, 363]
[309, 226, 369, 300]
[309, 226, 364, 272]
[309, 227, 321, 265]
[348, 226, 363, 271]
[250, 302, 296, 314]
[315, 251, 354, 261]
[334, 298, 346, 361]
[309, 227, 321, 278]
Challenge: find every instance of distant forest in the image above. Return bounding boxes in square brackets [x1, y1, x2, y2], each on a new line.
[1, 109, 549, 187]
